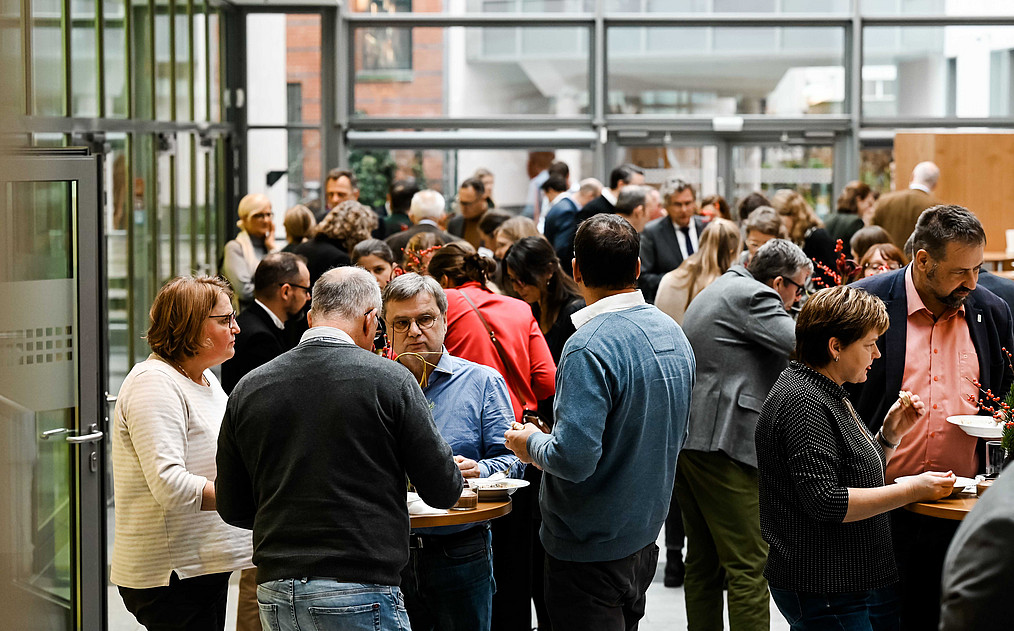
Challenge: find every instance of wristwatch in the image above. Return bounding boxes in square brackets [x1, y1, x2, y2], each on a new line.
[876, 429, 900, 450]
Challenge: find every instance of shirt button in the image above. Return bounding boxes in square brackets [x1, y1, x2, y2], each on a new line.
[933, 404, 938, 410]
[933, 376, 939, 382]
[934, 349, 939, 354]
[930, 431, 936, 438]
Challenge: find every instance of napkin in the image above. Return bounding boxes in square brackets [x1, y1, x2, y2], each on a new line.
[406, 492, 447, 516]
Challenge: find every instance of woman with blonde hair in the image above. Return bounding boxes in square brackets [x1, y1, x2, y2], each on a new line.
[221, 193, 276, 310]
[656, 218, 742, 325]
[111, 275, 252, 630]
[771, 189, 838, 287]
[281, 204, 316, 253]
[492, 216, 540, 260]
[295, 199, 378, 285]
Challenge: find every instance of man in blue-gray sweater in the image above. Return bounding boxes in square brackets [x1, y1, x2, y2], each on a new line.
[505, 214, 696, 631]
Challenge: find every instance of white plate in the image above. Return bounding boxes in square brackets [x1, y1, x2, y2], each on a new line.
[466, 478, 530, 500]
[947, 415, 1003, 439]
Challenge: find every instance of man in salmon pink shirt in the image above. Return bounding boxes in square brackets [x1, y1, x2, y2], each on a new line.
[850, 204, 1014, 631]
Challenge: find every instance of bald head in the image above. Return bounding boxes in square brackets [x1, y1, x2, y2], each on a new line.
[911, 161, 940, 190]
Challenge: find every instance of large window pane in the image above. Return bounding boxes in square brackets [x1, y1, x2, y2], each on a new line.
[862, 0, 1014, 16]
[208, 9, 221, 121]
[0, 0, 23, 116]
[864, 25, 1014, 118]
[71, 0, 98, 116]
[605, 0, 849, 12]
[247, 129, 322, 227]
[129, 132, 155, 363]
[192, 4, 207, 122]
[154, 0, 171, 120]
[618, 144, 721, 198]
[246, 14, 321, 126]
[105, 134, 130, 391]
[175, 5, 191, 120]
[104, 0, 128, 117]
[176, 133, 193, 274]
[132, 0, 153, 119]
[32, 0, 65, 115]
[353, 26, 590, 117]
[608, 26, 845, 116]
[732, 144, 834, 215]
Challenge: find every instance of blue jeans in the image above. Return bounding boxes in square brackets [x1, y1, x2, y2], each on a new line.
[771, 585, 901, 631]
[256, 579, 411, 631]
[400, 525, 494, 631]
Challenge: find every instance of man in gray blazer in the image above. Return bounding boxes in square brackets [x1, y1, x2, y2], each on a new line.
[677, 239, 812, 631]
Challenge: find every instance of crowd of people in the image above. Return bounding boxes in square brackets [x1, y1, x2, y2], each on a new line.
[109, 158, 1014, 631]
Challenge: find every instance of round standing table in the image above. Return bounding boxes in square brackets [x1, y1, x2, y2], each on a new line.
[409, 499, 512, 528]
[904, 493, 977, 521]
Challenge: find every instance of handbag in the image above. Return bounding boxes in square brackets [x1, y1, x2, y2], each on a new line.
[459, 291, 550, 433]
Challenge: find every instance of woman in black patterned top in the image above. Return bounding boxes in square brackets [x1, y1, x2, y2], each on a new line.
[756, 285, 955, 630]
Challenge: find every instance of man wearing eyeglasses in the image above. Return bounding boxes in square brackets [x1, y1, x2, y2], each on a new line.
[221, 252, 311, 395]
[639, 179, 709, 303]
[382, 272, 519, 631]
[675, 238, 811, 631]
[447, 178, 489, 250]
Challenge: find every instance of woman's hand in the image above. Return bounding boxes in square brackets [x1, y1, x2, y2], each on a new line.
[264, 219, 277, 251]
[903, 470, 956, 502]
[882, 390, 925, 444]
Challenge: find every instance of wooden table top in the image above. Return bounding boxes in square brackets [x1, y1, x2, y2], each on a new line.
[904, 493, 977, 521]
[995, 270, 1014, 281]
[409, 499, 512, 528]
[983, 251, 1014, 271]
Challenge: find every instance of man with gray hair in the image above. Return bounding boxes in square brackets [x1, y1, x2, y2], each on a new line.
[216, 266, 463, 631]
[614, 185, 650, 233]
[639, 178, 708, 303]
[382, 272, 519, 631]
[873, 160, 942, 250]
[676, 238, 811, 630]
[385, 189, 457, 259]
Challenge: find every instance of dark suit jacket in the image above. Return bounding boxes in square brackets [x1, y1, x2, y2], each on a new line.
[847, 266, 1014, 433]
[978, 270, 1014, 314]
[575, 194, 615, 224]
[221, 302, 290, 394]
[384, 223, 456, 261]
[872, 188, 942, 250]
[543, 197, 580, 274]
[294, 234, 351, 286]
[638, 215, 708, 303]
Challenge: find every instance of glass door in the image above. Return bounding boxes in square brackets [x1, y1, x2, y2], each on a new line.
[0, 148, 105, 630]
[731, 143, 835, 217]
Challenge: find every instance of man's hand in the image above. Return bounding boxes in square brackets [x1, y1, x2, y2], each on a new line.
[454, 455, 481, 478]
[504, 424, 542, 464]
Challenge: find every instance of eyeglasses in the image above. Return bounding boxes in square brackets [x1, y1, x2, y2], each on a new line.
[208, 312, 238, 326]
[782, 277, 809, 299]
[280, 282, 312, 294]
[389, 314, 439, 333]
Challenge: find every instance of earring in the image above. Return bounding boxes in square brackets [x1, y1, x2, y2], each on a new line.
[206, 338, 212, 345]
[834, 355, 839, 362]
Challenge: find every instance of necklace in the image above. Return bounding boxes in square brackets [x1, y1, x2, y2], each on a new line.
[160, 355, 208, 386]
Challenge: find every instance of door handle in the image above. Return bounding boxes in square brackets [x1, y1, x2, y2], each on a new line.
[67, 431, 104, 444]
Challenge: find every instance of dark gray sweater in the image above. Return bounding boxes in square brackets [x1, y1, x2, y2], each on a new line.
[216, 339, 463, 586]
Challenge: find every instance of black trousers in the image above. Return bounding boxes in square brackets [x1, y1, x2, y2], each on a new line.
[664, 476, 685, 563]
[890, 508, 960, 631]
[118, 571, 231, 631]
[544, 542, 659, 631]
[490, 481, 535, 631]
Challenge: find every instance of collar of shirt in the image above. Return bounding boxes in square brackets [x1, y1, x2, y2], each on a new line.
[423, 348, 455, 388]
[909, 183, 931, 194]
[904, 264, 965, 321]
[571, 290, 646, 330]
[601, 188, 618, 205]
[417, 219, 439, 227]
[254, 299, 285, 330]
[299, 325, 356, 347]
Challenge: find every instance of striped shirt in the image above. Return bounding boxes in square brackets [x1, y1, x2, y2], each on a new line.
[110, 356, 252, 589]
[756, 362, 898, 593]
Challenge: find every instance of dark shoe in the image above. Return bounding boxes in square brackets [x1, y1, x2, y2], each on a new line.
[663, 558, 685, 588]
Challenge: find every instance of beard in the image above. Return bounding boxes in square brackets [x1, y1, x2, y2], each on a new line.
[927, 264, 972, 309]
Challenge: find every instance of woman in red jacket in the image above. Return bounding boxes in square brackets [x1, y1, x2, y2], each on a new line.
[428, 241, 556, 422]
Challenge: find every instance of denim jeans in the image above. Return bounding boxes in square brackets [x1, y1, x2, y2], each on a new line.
[256, 579, 411, 631]
[770, 585, 901, 631]
[400, 525, 495, 631]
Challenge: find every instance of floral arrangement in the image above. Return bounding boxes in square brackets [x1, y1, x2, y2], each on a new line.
[811, 239, 861, 289]
[965, 347, 1014, 452]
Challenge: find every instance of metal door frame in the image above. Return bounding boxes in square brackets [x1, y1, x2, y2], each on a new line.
[1, 147, 106, 630]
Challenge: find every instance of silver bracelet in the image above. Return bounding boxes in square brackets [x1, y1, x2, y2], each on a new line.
[876, 429, 900, 450]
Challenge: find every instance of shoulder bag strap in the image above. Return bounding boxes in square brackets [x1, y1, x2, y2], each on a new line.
[459, 290, 531, 410]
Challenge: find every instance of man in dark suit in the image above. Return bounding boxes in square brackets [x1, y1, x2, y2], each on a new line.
[385, 178, 418, 235]
[385, 190, 456, 261]
[850, 205, 1014, 631]
[575, 164, 644, 223]
[221, 252, 311, 394]
[314, 168, 387, 239]
[872, 161, 942, 249]
[446, 178, 487, 250]
[542, 175, 580, 273]
[639, 179, 708, 303]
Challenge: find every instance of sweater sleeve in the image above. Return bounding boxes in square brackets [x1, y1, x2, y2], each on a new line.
[527, 346, 609, 483]
[120, 371, 207, 512]
[777, 396, 850, 524]
[215, 394, 256, 530]
[398, 373, 464, 509]
[221, 240, 254, 303]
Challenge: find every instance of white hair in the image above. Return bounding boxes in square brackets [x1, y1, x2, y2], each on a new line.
[309, 266, 382, 322]
[911, 161, 940, 189]
[409, 190, 446, 222]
